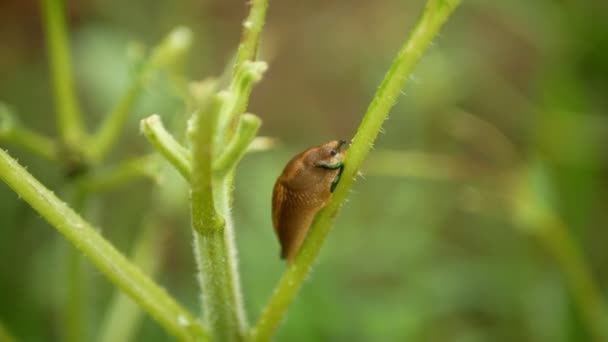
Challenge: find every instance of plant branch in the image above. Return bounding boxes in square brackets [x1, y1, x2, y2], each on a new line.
[189, 81, 249, 340]
[40, 0, 84, 147]
[97, 221, 165, 342]
[214, 113, 261, 175]
[511, 167, 608, 342]
[234, 0, 269, 72]
[189, 82, 224, 235]
[250, 0, 462, 339]
[141, 114, 191, 181]
[0, 149, 208, 341]
[217, 61, 267, 147]
[88, 27, 193, 161]
[77, 154, 159, 193]
[0, 105, 58, 161]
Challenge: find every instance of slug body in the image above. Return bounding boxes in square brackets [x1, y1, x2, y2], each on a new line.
[272, 140, 347, 263]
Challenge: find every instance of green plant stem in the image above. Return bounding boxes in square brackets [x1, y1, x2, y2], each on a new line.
[0, 149, 208, 341]
[217, 61, 267, 148]
[234, 0, 269, 72]
[189, 85, 248, 340]
[512, 170, 608, 342]
[77, 155, 158, 193]
[89, 27, 192, 161]
[214, 113, 261, 175]
[250, 0, 461, 339]
[40, 0, 84, 147]
[97, 221, 165, 342]
[141, 115, 191, 180]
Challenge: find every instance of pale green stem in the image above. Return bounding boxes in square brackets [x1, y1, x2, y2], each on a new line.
[40, 0, 84, 147]
[0, 107, 58, 160]
[141, 115, 191, 181]
[250, 0, 462, 339]
[234, 0, 269, 72]
[247, 136, 278, 153]
[97, 222, 165, 342]
[189, 84, 248, 340]
[77, 155, 158, 193]
[512, 170, 608, 342]
[88, 27, 193, 161]
[214, 113, 261, 175]
[216, 62, 267, 148]
[0, 149, 208, 341]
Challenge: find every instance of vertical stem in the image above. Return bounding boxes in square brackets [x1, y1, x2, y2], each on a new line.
[40, 0, 84, 147]
[234, 0, 269, 71]
[250, 0, 461, 339]
[190, 88, 247, 340]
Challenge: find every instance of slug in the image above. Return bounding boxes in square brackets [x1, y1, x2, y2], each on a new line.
[272, 140, 348, 263]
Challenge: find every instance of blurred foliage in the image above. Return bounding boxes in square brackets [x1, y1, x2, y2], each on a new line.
[0, 0, 607, 341]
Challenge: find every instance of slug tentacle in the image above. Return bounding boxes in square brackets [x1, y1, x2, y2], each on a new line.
[272, 140, 347, 263]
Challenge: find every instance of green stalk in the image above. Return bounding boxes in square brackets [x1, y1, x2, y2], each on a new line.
[40, 0, 84, 147]
[141, 115, 191, 181]
[0, 149, 208, 341]
[234, 0, 269, 71]
[512, 168, 608, 342]
[96, 222, 165, 342]
[189, 83, 247, 341]
[88, 28, 192, 161]
[77, 155, 158, 193]
[0, 106, 58, 161]
[250, 0, 462, 339]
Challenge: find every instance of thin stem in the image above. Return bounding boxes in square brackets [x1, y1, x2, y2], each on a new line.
[97, 222, 165, 342]
[511, 168, 608, 342]
[0, 149, 208, 341]
[89, 28, 193, 161]
[214, 113, 261, 175]
[0, 106, 58, 161]
[250, 0, 461, 339]
[141, 115, 191, 181]
[40, 0, 84, 147]
[77, 155, 158, 193]
[217, 61, 267, 148]
[234, 0, 269, 72]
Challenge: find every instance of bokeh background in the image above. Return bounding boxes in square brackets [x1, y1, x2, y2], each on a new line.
[1, 0, 608, 341]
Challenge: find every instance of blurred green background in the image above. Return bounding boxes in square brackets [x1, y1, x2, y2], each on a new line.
[1, 0, 608, 341]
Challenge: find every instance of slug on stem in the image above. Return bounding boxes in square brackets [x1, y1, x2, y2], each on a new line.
[272, 140, 347, 263]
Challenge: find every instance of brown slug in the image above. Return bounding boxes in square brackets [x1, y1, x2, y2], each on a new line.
[272, 140, 348, 263]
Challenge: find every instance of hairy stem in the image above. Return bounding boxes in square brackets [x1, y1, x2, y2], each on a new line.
[40, 0, 84, 147]
[214, 113, 261, 175]
[189, 84, 246, 340]
[141, 115, 192, 181]
[234, 0, 269, 72]
[250, 0, 462, 339]
[0, 149, 208, 341]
